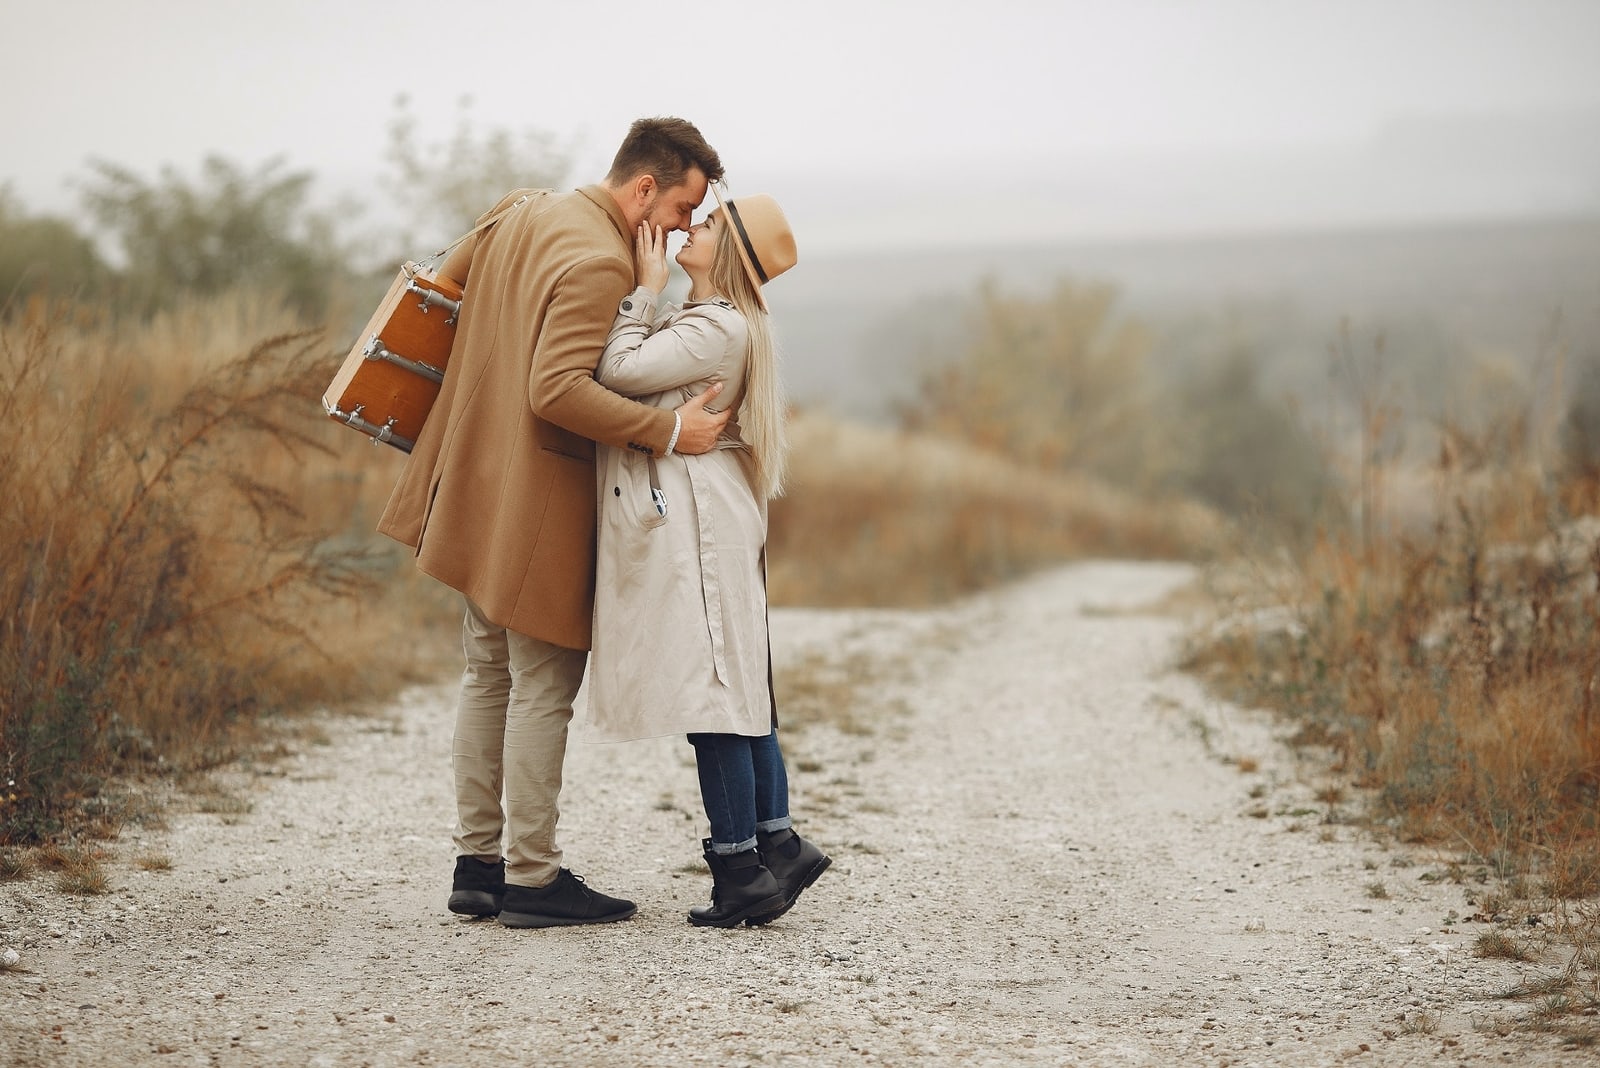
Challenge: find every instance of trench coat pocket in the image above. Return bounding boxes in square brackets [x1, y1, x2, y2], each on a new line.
[610, 450, 669, 530]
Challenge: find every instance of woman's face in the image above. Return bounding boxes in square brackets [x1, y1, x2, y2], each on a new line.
[674, 211, 719, 277]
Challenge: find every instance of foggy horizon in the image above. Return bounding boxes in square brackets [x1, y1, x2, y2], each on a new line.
[5, 0, 1598, 257]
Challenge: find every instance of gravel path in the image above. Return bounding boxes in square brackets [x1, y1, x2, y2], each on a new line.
[1, 561, 1588, 1066]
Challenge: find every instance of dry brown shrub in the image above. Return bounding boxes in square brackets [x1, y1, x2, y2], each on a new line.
[1185, 335, 1600, 893]
[0, 294, 453, 843]
[770, 412, 1225, 607]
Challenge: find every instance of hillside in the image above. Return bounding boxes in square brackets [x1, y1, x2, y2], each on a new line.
[769, 213, 1600, 422]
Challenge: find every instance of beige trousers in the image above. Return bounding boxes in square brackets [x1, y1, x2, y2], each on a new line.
[452, 597, 587, 888]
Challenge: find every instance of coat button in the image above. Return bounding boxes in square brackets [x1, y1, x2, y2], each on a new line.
[621, 300, 633, 311]
[614, 487, 621, 496]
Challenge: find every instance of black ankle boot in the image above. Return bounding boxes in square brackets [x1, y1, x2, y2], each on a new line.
[688, 839, 788, 928]
[747, 828, 831, 925]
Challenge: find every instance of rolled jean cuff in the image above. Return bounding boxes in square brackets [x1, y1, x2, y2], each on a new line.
[756, 817, 792, 834]
[710, 835, 759, 855]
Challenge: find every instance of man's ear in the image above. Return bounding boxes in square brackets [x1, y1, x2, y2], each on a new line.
[634, 174, 657, 203]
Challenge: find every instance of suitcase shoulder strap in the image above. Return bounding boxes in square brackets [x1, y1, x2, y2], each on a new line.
[428, 190, 545, 261]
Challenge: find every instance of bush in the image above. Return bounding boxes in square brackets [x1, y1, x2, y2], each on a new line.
[0, 298, 420, 842]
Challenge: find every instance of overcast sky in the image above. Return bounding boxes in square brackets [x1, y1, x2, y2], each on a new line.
[6, 0, 1599, 253]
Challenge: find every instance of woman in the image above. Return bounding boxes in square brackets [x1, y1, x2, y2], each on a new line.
[588, 189, 830, 927]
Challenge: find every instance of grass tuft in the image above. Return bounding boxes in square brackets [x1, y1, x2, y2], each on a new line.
[37, 844, 110, 896]
[1475, 930, 1535, 962]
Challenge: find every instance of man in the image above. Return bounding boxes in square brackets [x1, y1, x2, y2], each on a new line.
[378, 117, 728, 928]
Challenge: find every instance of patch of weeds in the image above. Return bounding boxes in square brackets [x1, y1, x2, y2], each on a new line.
[1475, 930, 1534, 961]
[794, 759, 825, 774]
[1247, 784, 1267, 799]
[1534, 993, 1576, 1021]
[774, 649, 888, 735]
[1365, 881, 1390, 900]
[1313, 784, 1345, 805]
[1234, 756, 1259, 773]
[131, 808, 170, 832]
[134, 853, 173, 872]
[0, 848, 32, 881]
[199, 795, 253, 817]
[1399, 1010, 1439, 1035]
[1541, 849, 1600, 900]
[1503, 975, 1570, 999]
[1245, 806, 1270, 819]
[775, 1000, 807, 1014]
[189, 780, 253, 818]
[1476, 888, 1510, 916]
[58, 866, 110, 896]
[38, 845, 110, 896]
[78, 792, 135, 840]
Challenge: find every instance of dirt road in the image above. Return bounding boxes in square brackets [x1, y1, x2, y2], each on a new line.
[1, 561, 1585, 1065]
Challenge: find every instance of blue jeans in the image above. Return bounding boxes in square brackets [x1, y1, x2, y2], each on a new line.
[687, 730, 792, 854]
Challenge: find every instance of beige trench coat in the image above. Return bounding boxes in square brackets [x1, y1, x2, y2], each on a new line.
[584, 287, 774, 741]
[376, 187, 677, 650]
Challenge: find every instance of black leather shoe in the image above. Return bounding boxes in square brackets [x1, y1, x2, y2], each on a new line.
[447, 855, 505, 917]
[746, 828, 830, 925]
[497, 869, 637, 929]
[689, 840, 788, 928]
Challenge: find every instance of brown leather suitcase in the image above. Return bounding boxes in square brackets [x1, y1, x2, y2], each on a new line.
[323, 262, 463, 453]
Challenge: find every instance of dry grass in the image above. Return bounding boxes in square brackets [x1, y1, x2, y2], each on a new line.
[35, 843, 110, 896]
[0, 847, 32, 881]
[1183, 327, 1600, 1032]
[0, 295, 457, 845]
[1476, 930, 1535, 962]
[769, 412, 1226, 607]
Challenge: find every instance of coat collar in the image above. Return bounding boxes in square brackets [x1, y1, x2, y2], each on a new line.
[578, 185, 632, 251]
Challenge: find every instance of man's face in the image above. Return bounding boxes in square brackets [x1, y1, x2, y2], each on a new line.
[641, 167, 709, 233]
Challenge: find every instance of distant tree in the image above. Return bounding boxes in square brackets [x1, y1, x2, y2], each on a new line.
[381, 94, 572, 253]
[1560, 344, 1600, 487]
[79, 155, 349, 319]
[1160, 345, 1340, 544]
[0, 186, 109, 309]
[900, 278, 1154, 483]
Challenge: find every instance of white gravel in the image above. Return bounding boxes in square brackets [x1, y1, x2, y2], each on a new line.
[0, 561, 1588, 1066]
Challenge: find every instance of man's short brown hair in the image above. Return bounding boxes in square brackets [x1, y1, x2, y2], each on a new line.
[605, 117, 724, 191]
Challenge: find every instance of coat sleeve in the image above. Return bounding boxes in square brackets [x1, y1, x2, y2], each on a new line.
[528, 256, 679, 455]
[597, 291, 747, 399]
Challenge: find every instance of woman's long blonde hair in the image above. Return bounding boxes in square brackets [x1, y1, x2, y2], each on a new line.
[709, 214, 788, 498]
